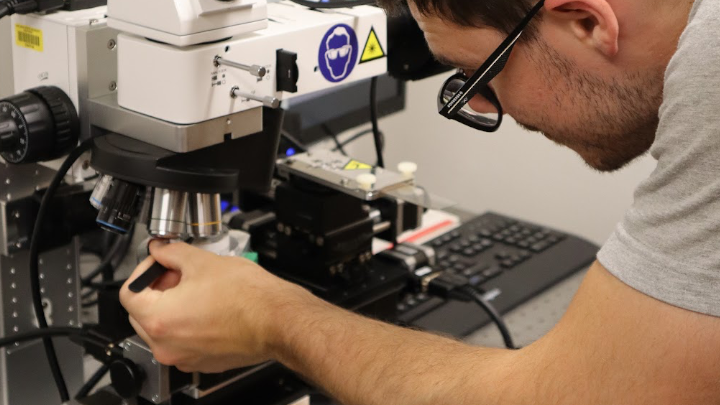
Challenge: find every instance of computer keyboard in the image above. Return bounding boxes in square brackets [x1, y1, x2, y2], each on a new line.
[396, 212, 599, 337]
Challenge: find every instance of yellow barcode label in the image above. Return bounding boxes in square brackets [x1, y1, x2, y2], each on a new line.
[15, 24, 43, 52]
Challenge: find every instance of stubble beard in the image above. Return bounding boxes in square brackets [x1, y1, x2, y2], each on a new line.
[515, 39, 665, 172]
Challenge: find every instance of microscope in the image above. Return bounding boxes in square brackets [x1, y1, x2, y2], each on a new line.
[0, 0, 451, 403]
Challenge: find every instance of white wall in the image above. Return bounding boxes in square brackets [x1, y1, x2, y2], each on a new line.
[345, 75, 657, 245]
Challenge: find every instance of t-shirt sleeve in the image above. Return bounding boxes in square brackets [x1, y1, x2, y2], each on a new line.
[597, 0, 720, 317]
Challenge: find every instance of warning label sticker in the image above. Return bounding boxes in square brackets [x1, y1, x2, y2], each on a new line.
[344, 160, 373, 170]
[359, 27, 386, 64]
[15, 24, 43, 52]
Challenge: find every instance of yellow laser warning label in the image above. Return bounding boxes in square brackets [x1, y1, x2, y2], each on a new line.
[359, 27, 385, 64]
[344, 160, 373, 170]
[15, 24, 43, 52]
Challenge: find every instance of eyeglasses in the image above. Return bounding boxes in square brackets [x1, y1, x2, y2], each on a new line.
[326, 45, 352, 60]
[437, 0, 545, 132]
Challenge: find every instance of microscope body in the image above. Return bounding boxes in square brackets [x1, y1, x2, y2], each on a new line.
[0, 2, 447, 404]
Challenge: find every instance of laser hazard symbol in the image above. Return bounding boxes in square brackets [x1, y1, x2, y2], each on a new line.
[344, 160, 373, 170]
[360, 27, 386, 64]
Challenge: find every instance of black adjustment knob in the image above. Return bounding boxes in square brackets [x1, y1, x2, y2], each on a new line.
[0, 86, 79, 164]
[110, 358, 144, 399]
[0, 119, 19, 151]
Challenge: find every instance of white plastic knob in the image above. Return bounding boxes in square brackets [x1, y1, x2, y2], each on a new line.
[398, 161, 418, 179]
[356, 173, 377, 192]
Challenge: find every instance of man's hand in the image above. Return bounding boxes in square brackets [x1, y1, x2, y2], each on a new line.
[119, 241, 313, 373]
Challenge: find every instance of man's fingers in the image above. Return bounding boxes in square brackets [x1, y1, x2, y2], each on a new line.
[149, 241, 204, 275]
[120, 258, 163, 319]
[152, 269, 182, 292]
[127, 255, 156, 284]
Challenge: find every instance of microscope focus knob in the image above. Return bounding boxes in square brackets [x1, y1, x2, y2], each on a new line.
[0, 86, 79, 164]
[110, 358, 145, 399]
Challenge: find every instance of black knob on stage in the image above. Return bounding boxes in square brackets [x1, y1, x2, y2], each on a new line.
[0, 86, 79, 164]
[110, 358, 144, 399]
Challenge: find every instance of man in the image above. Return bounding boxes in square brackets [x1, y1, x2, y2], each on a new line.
[120, 0, 720, 403]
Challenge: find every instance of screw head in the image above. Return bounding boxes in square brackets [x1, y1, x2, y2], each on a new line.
[108, 39, 117, 50]
[110, 82, 118, 91]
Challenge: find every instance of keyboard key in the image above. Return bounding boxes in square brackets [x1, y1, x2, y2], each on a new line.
[468, 274, 486, 286]
[472, 243, 485, 252]
[478, 229, 493, 237]
[448, 255, 461, 263]
[468, 235, 481, 243]
[450, 231, 462, 239]
[454, 263, 467, 271]
[462, 248, 476, 257]
[482, 265, 502, 279]
[531, 241, 551, 252]
[500, 260, 515, 269]
[462, 263, 490, 277]
[449, 244, 463, 253]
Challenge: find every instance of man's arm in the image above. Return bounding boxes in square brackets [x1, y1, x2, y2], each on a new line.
[272, 261, 720, 405]
[121, 243, 720, 405]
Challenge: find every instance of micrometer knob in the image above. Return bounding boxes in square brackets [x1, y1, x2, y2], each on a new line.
[230, 87, 281, 109]
[215, 56, 267, 78]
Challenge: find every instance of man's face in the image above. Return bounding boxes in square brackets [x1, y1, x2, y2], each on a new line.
[410, 4, 665, 172]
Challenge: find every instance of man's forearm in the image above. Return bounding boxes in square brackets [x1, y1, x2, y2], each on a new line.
[270, 294, 530, 405]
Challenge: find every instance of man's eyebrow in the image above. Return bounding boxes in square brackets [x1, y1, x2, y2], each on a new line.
[433, 53, 472, 69]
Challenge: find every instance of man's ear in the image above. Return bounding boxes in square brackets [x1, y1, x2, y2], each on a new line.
[544, 0, 619, 57]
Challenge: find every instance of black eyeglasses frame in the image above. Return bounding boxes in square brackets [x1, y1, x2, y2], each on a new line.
[437, 0, 546, 131]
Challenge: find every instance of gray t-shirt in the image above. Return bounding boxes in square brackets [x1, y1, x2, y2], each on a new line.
[597, 0, 720, 317]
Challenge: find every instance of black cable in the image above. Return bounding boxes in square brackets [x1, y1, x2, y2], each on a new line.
[29, 138, 96, 403]
[322, 124, 348, 156]
[81, 288, 97, 300]
[75, 364, 110, 399]
[81, 299, 99, 308]
[81, 235, 124, 286]
[332, 129, 374, 152]
[84, 279, 127, 290]
[460, 286, 517, 350]
[81, 223, 134, 286]
[288, 0, 375, 8]
[369, 77, 385, 168]
[0, 2, 12, 19]
[281, 130, 309, 153]
[0, 327, 110, 350]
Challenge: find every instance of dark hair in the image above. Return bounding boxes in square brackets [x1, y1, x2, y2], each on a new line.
[377, 0, 540, 36]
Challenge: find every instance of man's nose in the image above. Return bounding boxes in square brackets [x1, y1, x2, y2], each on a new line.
[467, 94, 496, 115]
